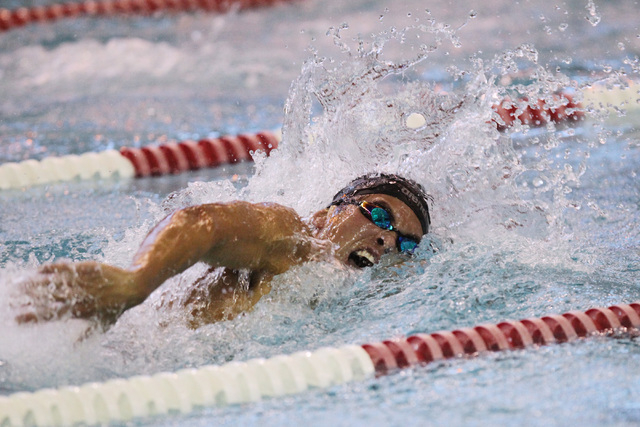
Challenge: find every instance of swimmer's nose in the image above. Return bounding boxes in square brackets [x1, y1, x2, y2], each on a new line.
[376, 231, 398, 253]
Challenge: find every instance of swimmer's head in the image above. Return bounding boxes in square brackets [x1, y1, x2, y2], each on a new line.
[329, 173, 431, 235]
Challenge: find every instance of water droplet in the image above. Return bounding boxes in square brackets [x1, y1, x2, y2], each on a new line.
[585, 0, 601, 26]
[558, 23, 568, 32]
[533, 178, 544, 187]
[469, 10, 477, 19]
[618, 42, 626, 51]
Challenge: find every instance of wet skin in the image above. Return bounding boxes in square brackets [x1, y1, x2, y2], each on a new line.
[312, 194, 423, 268]
[16, 194, 424, 327]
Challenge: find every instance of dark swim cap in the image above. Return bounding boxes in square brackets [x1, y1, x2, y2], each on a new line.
[329, 173, 431, 235]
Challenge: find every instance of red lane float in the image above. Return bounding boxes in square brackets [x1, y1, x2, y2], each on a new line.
[404, 92, 585, 131]
[119, 130, 278, 177]
[361, 302, 640, 375]
[492, 92, 584, 131]
[0, 0, 296, 32]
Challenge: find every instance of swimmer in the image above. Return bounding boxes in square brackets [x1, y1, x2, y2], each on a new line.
[15, 173, 430, 328]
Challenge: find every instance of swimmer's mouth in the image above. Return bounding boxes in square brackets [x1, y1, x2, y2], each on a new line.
[348, 249, 375, 268]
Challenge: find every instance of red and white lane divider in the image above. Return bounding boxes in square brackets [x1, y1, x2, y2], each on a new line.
[1, 302, 638, 426]
[406, 83, 639, 131]
[405, 92, 585, 130]
[119, 131, 278, 177]
[0, 130, 279, 190]
[1, 83, 637, 191]
[491, 92, 583, 131]
[362, 302, 640, 375]
[491, 81, 640, 130]
[0, 0, 296, 32]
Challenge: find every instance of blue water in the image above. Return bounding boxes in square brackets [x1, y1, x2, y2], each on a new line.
[1, 0, 640, 425]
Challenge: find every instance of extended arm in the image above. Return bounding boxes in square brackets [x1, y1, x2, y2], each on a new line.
[16, 201, 314, 324]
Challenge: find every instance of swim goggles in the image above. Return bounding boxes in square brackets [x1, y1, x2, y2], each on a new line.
[358, 201, 420, 253]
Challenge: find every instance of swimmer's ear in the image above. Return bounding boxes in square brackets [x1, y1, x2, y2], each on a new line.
[309, 208, 329, 231]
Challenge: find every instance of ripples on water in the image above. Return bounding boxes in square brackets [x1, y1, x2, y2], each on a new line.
[0, 1, 639, 425]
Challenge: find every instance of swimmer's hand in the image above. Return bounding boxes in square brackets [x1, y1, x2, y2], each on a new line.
[14, 262, 144, 325]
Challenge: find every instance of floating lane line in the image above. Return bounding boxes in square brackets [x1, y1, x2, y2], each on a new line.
[0, 82, 637, 191]
[0, 345, 374, 426]
[1, 302, 639, 426]
[0, 0, 297, 33]
[0, 130, 279, 190]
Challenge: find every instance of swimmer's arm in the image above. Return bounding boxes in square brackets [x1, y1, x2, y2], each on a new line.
[18, 201, 314, 324]
[130, 201, 314, 296]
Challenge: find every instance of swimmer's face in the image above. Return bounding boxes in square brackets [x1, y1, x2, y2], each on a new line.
[314, 194, 424, 268]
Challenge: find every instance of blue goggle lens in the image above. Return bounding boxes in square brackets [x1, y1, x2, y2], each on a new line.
[398, 236, 418, 253]
[370, 207, 392, 229]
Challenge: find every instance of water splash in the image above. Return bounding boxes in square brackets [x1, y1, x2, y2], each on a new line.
[585, 0, 601, 27]
[244, 18, 469, 214]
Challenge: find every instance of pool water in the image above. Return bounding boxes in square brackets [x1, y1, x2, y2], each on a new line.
[1, 0, 640, 425]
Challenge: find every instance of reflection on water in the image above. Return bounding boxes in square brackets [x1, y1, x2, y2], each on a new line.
[0, 0, 639, 425]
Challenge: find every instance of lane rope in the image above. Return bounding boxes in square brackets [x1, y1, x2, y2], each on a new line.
[119, 130, 279, 177]
[0, 130, 279, 190]
[2, 82, 637, 191]
[0, 0, 296, 32]
[491, 92, 584, 131]
[1, 301, 638, 426]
